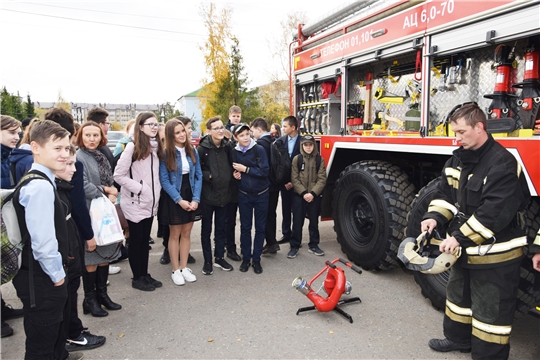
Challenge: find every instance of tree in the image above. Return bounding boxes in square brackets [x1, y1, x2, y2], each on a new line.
[198, 2, 232, 122]
[56, 92, 71, 112]
[0, 87, 25, 120]
[268, 11, 308, 82]
[259, 79, 289, 125]
[153, 102, 182, 122]
[23, 94, 36, 119]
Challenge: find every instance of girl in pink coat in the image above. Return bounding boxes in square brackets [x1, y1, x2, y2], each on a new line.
[114, 112, 163, 291]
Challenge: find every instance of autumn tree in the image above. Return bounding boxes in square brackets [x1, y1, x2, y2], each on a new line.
[198, 2, 232, 123]
[56, 92, 71, 112]
[259, 78, 289, 125]
[198, 4, 260, 124]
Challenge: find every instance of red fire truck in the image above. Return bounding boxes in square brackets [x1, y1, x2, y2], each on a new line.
[290, 0, 540, 316]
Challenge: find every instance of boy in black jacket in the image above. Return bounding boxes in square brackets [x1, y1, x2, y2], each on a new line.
[231, 124, 269, 274]
[250, 118, 280, 254]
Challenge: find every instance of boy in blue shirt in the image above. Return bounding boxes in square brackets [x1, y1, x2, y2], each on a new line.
[12, 120, 80, 360]
[231, 124, 269, 274]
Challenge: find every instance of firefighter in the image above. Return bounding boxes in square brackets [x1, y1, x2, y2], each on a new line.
[421, 103, 530, 360]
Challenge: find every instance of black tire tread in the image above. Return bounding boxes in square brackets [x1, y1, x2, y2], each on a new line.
[333, 160, 415, 271]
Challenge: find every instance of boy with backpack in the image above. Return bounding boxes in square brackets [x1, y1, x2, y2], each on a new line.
[230, 123, 270, 274]
[11, 120, 82, 359]
[288, 135, 327, 258]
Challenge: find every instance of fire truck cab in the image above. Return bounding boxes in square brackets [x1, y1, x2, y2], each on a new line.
[291, 0, 540, 315]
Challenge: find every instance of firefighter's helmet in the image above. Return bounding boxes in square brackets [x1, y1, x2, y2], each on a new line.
[398, 231, 461, 274]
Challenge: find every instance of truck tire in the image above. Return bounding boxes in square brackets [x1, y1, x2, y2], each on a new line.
[404, 178, 447, 311]
[333, 160, 414, 270]
[405, 180, 540, 318]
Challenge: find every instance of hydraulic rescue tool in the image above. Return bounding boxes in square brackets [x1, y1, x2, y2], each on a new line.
[292, 258, 362, 323]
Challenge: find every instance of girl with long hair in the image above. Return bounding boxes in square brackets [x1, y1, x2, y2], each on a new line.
[159, 118, 202, 285]
[114, 112, 163, 291]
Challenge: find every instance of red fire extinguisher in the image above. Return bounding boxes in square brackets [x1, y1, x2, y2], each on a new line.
[484, 44, 519, 120]
[513, 41, 540, 130]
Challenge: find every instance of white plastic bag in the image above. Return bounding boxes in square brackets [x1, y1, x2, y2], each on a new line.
[90, 195, 125, 246]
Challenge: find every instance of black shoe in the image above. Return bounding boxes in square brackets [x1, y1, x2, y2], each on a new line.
[308, 246, 325, 256]
[428, 338, 471, 353]
[277, 236, 290, 244]
[1, 303, 24, 320]
[66, 330, 106, 352]
[252, 261, 263, 274]
[132, 276, 155, 291]
[214, 258, 233, 271]
[145, 274, 162, 288]
[202, 262, 213, 275]
[1, 321, 13, 338]
[262, 243, 280, 255]
[160, 248, 170, 265]
[226, 250, 242, 262]
[287, 247, 299, 259]
[148, 237, 155, 244]
[239, 260, 250, 272]
[188, 253, 196, 264]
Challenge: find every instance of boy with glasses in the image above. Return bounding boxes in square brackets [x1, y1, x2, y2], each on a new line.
[197, 116, 235, 274]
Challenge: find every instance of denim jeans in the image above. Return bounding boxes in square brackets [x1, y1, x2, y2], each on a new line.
[201, 203, 227, 262]
[291, 194, 321, 249]
[238, 191, 269, 262]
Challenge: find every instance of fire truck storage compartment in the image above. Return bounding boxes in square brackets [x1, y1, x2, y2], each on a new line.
[429, 2, 540, 56]
[295, 66, 342, 135]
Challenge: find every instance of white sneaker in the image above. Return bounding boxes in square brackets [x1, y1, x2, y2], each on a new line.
[171, 269, 185, 285]
[109, 265, 121, 275]
[181, 268, 197, 283]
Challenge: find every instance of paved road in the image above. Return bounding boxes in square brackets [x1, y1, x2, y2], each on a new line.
[1, 218, 538, 359]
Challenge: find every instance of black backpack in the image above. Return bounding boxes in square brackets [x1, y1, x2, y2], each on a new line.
[270, 137, 291, 185]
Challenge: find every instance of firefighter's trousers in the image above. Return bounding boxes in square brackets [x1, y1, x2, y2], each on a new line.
[442, 261, 521, 360]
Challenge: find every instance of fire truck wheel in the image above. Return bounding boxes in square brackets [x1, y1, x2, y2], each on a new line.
[404, 178, 448, 310]
[333, 160, 414, 271]
[405, 181, 540, 318]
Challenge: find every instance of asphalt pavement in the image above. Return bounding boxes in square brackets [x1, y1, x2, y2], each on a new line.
[1, 216, 539, 359]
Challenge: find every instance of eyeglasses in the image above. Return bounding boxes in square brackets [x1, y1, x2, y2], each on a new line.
[143, 123, 159, 128]
[211, 126, 225, 131]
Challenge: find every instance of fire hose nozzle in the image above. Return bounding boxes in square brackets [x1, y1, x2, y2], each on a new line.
[292, 277, 312, 295]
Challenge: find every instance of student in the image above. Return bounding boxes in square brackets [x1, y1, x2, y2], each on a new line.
[270, 122, 282, 138]
[0, 115, 23, 338]
[114, 112, 163, 291]
[273, 116, 301, 245]
[158, 116, 197, 266]
[55, 146, 106, 352]
[197, 116, 235, 275]
[76, 122, 122, 316]
[159, 119, 202, 285]
[1, 115, 21, 189]
[11, 120, 82, 360]
[231, 123, 270, 274]
[250, 118, 280, 255]
[288, 135, 327, 258]
[223, 106, 242, 262]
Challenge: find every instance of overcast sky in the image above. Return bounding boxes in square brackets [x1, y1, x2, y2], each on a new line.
[0, 0, 341, 106]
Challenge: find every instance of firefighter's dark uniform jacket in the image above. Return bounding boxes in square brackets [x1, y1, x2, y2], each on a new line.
[197, 135, 234, 207]
[424, 134, 530, 268]
[424, 134, 531, 360]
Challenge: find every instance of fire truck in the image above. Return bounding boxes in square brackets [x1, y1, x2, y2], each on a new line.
[290, 0, 540, 316]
